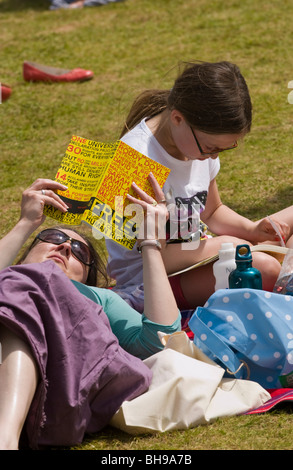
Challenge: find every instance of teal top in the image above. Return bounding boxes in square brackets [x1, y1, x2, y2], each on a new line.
[72, 280, 181, 360]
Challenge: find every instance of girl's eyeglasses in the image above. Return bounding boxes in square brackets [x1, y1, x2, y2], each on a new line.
[35, 228, 94, 266]
[190, 126, 238, 156]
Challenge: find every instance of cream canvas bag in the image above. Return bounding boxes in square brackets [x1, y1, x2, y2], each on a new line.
[110, 331, 270, 434]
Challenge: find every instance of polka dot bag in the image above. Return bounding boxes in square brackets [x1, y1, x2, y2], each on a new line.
[188, 288, 293, 389]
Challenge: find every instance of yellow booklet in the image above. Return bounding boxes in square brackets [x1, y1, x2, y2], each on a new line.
[44, 136, 170, 250]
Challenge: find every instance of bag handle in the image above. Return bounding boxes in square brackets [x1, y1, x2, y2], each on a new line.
[189, 308, 249, 379]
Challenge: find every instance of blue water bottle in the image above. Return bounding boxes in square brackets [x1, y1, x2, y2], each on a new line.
[228, 244, 262, 290]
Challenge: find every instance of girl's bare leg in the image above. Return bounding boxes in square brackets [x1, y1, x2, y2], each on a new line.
[0, 325, 38, 450]
[179, 251, 281, 308]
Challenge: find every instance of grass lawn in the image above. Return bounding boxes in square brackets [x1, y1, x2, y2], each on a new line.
[1, 0, 293, 451]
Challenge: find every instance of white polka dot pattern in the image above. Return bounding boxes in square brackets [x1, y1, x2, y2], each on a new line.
[188, 288, 293, 388]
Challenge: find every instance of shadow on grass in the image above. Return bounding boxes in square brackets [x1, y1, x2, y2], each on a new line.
[52, 426, 148, 450]
[229, 185, 293, 221]
[83, 426, 138, 447]
[0, 0, 50, 12]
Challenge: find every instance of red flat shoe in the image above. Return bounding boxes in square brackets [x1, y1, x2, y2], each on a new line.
[23, 61, 94, 83]
[1, 83, 12, 102]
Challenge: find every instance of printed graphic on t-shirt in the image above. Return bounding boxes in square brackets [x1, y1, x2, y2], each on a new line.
[167, 190, 208, 243]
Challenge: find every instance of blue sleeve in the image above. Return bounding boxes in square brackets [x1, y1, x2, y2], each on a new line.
[72, 281, 181, 360]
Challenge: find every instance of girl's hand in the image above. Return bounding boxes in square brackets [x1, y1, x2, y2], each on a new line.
[126, 173, 168, 243]
[254, 216, 289, 245]
[20, 178, 68, 230]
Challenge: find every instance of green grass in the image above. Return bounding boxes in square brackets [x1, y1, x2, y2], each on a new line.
[71, 412, 293, 450]
[1, 0, 293, 451]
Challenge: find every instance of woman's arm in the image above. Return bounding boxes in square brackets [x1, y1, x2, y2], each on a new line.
[0, 179, 68, 270]
[126, 173, 179, 325]
[70, 171, 182, 359]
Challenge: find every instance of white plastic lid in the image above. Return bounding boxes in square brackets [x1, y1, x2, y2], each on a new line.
[219, 242, 234, 252]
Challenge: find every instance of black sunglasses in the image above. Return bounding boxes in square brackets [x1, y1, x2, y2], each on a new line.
[190, 126, 238, 156]
[35, 228, 94, 266]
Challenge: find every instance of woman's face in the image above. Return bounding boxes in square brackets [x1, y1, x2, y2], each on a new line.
[169, 110, 244, 161]
[22, 229, 89, 284]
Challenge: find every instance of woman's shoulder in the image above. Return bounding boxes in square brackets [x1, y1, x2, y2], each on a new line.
[121, 118, 152, 148]
[72, 280, 119, 306]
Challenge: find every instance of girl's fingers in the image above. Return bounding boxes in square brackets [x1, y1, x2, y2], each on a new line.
[126, 193, 168, 220]
[131, 173, 165, 205]
[126, 193, 149, 211]
[130, 182, 155, 204]
[127, 176, 168, 242]
[147, 172, 165, 201]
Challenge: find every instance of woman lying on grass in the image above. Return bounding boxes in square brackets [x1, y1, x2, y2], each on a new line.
[0, 175, 180, 450]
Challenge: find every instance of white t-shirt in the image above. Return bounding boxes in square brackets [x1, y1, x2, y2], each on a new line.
[106, 118, 220, 288]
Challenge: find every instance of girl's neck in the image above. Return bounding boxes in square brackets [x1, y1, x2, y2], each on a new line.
[146, 111, 187, 161]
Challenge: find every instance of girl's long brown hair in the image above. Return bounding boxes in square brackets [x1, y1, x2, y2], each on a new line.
[120, 61, 252, 137]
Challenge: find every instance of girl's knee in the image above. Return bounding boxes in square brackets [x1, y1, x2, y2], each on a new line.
[252, 252, 281, 291]
[214, 235, 252, 248]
